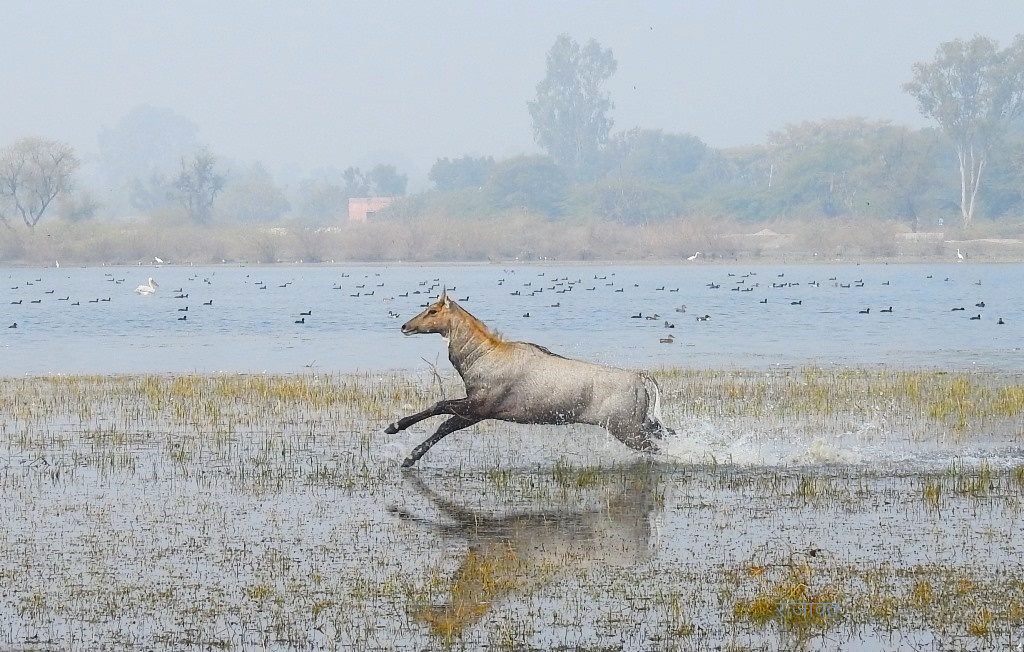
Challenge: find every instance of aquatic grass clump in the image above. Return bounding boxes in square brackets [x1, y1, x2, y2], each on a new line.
[921, 479, 942, 510]
[732, 562, 840, 628]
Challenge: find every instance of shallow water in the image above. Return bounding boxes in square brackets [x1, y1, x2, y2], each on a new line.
[1, 262, 1021, 374]
[1, 373, 1022, 651]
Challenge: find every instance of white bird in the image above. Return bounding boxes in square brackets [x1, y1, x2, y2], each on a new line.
[687, 251, 701, 261]
[135, 277, 159, 295]
[154, 256, 165, 264]
[956, 248, 964, 261]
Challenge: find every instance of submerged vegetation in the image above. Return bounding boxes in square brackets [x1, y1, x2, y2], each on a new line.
[1, 368, 1023, 650]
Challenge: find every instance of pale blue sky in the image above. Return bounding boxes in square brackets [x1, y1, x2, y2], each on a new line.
[3, 1, 1023, 185]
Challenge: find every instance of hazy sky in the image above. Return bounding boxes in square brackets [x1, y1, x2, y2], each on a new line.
[3, 1, 1024, 186]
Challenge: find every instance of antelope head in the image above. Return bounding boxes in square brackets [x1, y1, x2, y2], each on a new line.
[401, 288, 454, 336]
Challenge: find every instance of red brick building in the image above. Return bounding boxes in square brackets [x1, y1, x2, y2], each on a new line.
[347, 197, 395, 222]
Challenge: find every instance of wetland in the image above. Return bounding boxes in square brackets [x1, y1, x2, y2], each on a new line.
[2, 368, 1023, 651]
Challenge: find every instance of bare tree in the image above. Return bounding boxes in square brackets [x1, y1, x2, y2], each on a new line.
[171, 147, 225, 224]
[0, 137, 79, 229]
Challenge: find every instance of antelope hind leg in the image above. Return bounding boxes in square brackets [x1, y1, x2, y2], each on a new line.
[609, 421, 663, 454]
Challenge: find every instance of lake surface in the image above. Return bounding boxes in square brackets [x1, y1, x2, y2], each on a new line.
[2, 262, 1020, 375]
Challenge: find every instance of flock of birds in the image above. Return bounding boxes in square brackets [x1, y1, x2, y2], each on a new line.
[4, 262, 1010, 346]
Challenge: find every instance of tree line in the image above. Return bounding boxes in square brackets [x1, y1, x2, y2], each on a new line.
[2, 33, 1022, 232]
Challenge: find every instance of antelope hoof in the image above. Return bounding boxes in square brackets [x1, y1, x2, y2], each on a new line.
[385, 422, 400, 434]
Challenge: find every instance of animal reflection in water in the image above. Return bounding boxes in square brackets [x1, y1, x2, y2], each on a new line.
[387, 290, 675, 466]
[392, 464, 663, 639]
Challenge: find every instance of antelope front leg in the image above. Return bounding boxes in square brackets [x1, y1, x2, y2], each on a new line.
[402, 416, 481, 468]
[385, 399, 471, 434]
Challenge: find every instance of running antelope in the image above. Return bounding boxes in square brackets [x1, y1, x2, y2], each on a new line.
[387, 290, 674, 467]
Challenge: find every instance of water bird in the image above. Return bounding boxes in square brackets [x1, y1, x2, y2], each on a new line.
[71, 301, 79, 306]
[970, 314, 981, 320]
[175, 293, 188, 299]
[203, 300, 213, 305]
[178, 306, 188, 312]
[659, 335, 674, 343]
[674, 305, 687, 313]
[664, 321, 675, 328]
[791, 300, 801, 305]
[10, 299, 21, 304]
[975, 301, 985, 308]
[696, 315, 711, 321]
[7, 323, 15, 329]
[859, 308, 870, 314]
[300, 310, 312, 316]
[880, 306, 893, 313]
[101, 298, 111, 302]
[135, 278, 159, 295]
[30, 300, 41, 304]
[630, 313, 642, 319]
[58, 296, 69, 301]
[760, 298, 767, 303]
[956, 248, 964, 261]
[154, 256, 164, 264]
[686, 251, 700, 261]
[998, 318, 1005, 325]
[522, 312, 530, 317]
[295, 317, 305, 324]
[550, 302, 560, 308]
[952, 307, 965, 311]
[177, 315, 187, 321]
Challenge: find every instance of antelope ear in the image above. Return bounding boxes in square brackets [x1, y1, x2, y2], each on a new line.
[440, 287, 448, 304]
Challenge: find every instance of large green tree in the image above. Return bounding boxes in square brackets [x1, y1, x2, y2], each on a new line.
[429, 155, 495, 192]
[486, 155, 567, 216]
[216, 162, 290, 222]
[528, 34, 617, 181]
[904, 35, 1024, 226]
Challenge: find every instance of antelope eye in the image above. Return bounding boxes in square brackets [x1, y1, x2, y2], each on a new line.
[427, 308, 438, 315]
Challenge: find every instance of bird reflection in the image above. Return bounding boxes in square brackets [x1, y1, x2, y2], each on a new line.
[392, 462, 663, 640]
